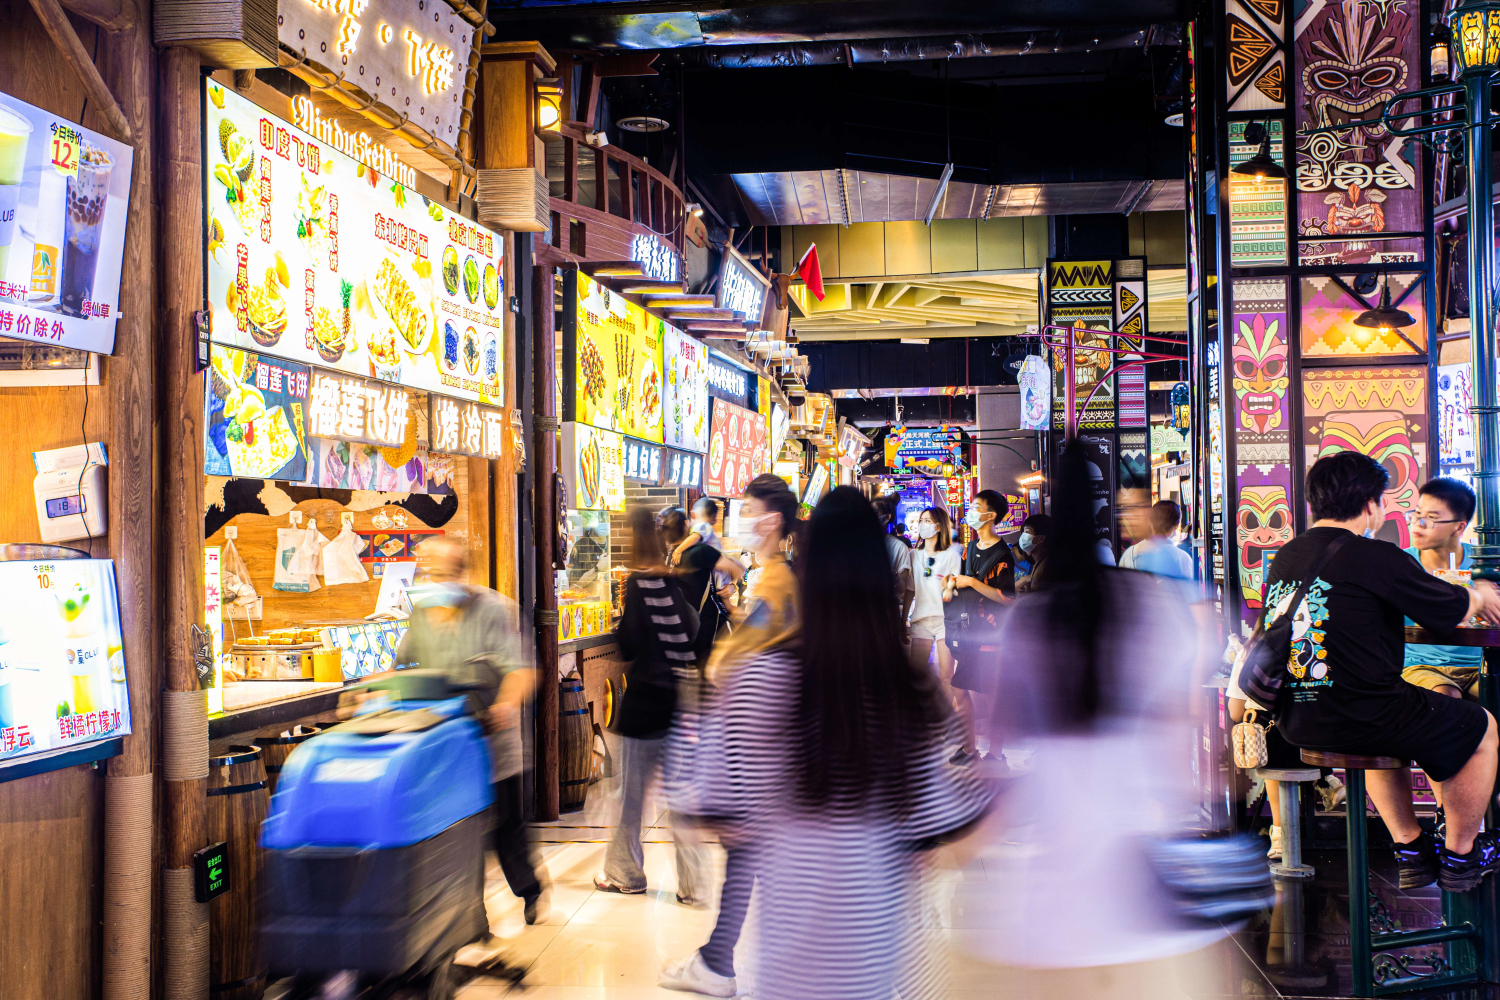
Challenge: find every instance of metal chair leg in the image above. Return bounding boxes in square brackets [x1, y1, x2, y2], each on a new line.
[1346, 768, 1373, 998]
[1272, 780, 1314, 878]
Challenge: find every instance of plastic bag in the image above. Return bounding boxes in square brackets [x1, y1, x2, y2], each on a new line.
[321, 523, 370, 586]
[221, 534, 258, 608]
[274, 523, 323, 593]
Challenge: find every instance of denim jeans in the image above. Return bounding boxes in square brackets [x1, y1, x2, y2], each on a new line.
[603, 734, 703, 898]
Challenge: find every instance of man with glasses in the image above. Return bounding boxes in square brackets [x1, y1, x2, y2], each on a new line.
[1404, 479, 1482, 702]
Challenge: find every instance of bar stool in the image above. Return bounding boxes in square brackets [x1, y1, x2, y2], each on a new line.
[1301, 750, 1481, 997]
[1254, 766, 1319, 878]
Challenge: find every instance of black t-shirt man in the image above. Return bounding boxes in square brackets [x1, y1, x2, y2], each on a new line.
[1262, 526, 1470, 750]
[943, 537, 1016, 643]
[680, 543, 726, 659]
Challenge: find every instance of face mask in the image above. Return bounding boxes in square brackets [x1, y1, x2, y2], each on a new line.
[736, 513, 770, 550]
[409, 582, 464, 609]
[964, 509, 990, 529]
[1018, 531, 1034, 553]
[916, 522, 938, 540]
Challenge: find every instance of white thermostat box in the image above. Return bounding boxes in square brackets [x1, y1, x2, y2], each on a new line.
[34, 465, 107, 543]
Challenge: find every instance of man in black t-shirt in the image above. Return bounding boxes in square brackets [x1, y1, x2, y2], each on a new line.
[1262, 451, 1500, 892]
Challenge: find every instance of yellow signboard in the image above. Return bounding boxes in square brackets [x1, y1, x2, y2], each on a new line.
[575, 274, 664, 442]
[562, 421, 625, 512]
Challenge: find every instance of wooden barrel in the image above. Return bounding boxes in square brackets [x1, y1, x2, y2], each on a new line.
[208, 743, 271, 1000]
[560, 674, 592, 812]
[255, 724, 322, 796]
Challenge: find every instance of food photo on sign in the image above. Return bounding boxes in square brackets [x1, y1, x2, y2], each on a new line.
[204, 344, 310, 481]
[706, 398, 767, 497]
[574, 274, 664, 441]
[203, 82, 503, 405]
[662, 324, 708, 453]
[0, 89, 135, 354]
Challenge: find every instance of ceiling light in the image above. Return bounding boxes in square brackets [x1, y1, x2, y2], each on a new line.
[617, 115, 670, 133]
[1164, 112, 1184, 127]
[1231, 122, 1285, 180]
[686, 202, 705, 218]
[1354, 274, 1416, 333]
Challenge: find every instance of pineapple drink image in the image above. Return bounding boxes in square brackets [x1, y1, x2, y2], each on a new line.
[57, 579, 103, 716]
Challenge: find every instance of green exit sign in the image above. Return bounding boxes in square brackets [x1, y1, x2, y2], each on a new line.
[194, 841, 229, 903]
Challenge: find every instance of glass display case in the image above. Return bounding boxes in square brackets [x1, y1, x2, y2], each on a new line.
[559, 509, 613, 642]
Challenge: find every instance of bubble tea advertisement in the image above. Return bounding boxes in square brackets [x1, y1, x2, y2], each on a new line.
[0, 560, 131, 766]
[0, 90, 134, 355]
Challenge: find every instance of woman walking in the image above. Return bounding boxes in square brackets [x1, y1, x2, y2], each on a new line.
[671, 487, 991, 1000]
[595, 508, 708, 899]
[908, 506, 961, 677]
[661, 474, 803, 996]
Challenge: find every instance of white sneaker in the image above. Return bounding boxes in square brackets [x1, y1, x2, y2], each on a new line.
[1267, 825, 1283, 861]
[660, 951, 737, 997]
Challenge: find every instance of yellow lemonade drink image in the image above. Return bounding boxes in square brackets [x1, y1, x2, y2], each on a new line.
[0, 105, 34, 278]
[57, 580, 102, 716]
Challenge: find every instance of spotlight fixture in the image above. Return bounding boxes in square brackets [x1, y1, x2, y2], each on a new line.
[1353, 274, 1416, 334]
[1231, 121, 1286, 180]
[686, 202, 705, 218]
[617, 115, 670, 133]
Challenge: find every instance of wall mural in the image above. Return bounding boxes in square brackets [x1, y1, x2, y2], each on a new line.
[1302, 366, 1427, 547]
[1048, 259, 1116, 430]
[1228, 120, 1288, 267]
[1115, 259, 1148, 429]
[1237, 468, 1295, 627]
[1227, 0, 1286, 112]
[1294, 0, 1421, 265]
[1301, 273, 1424, 356]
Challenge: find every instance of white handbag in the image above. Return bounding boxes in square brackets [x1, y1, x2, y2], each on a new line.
[1232, 709, 1270, 770]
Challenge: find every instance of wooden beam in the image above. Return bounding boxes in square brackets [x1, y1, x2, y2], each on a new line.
[685, 321, 749, 333]
[59, 0, 134, 30]
[647, 293, 715, 306]
[28, 0, 133, 144]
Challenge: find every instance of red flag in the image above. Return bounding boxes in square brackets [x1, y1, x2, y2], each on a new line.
[797, 244, 825, 301]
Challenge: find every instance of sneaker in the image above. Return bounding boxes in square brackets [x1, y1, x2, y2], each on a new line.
[660, 951, 737, 998]
[1395, 830, 1440, 889]
[593, 874, 646, 894]
[1267, 826, 1283, 861]
[1439, 833, 1500, 893]
[949, 748, 978, 767]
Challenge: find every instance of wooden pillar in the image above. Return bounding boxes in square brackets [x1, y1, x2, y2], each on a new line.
[533, 261, 560, 821]
[158, 46, 211, 1000]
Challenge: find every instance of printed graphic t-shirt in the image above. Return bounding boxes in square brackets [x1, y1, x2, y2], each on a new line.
[1262, 526, 1470, 749]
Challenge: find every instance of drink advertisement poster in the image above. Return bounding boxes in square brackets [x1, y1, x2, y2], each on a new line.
[203, 82, 504, 405]
[0, 560, 131, 767]
[561, 421, 626, 512]
[706, 397, 768, 498]
[662, 323, 707, 453]
[0, 90, 135, 355]
[204, 343, 310, 481]
[575, 273, 664, 442]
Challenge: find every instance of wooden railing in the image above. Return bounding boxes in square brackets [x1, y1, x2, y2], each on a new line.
[539, 120, 686, 266]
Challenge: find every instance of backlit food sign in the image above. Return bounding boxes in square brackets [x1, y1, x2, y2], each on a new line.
[0, 89, 135, 355]
[561, 422, 625, 512]
[631, 233, 679, 283]
[622, 438, 663, 483]
[204, 82, 504, 406]
[429, 395, 505, 460]
[666, 449, 702, 488]
[278, 0, 471, 144]
[574, 273, 663, 441]
[662, 324, 707, 453]
[204, 343, 311, 481]
[705, 397, 768, 498]
[717, 247, 768, 324]
[704, 352, 749, 408]
[308, 371, 409, 447]
[0, 560, 131, 773]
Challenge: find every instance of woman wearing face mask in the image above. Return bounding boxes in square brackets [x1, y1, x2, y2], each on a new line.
[909, 507, 962, 679]
[661, 474, 803, 996]
[943, 490, 1016, 766]
[1014, 513, 1052, 593]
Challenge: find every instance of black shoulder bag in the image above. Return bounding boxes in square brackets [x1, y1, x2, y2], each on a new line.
[1240, 532, 1350, 713]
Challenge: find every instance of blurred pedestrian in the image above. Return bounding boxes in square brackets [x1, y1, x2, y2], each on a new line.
[954, 441, 1225, 996]
[673, 504, 746, 663]
[657, 505, 690, 549]
[943, 489, 1016, 766]
[1119, 499, 1194, 581]
[671, 486, 991, 1000]
[909, 506, 961, 677]
[595, 508, 707, 899]
[1014, 513, 1052, 593]
[396, 536, 542, 922]
[661, 474, 803, 997]
[874, 495, 915, 625]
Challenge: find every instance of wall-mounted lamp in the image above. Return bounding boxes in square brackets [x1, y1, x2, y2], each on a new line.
[686, 202, 706, 218]
[1231, 121, 1285, 180]
[535, 78, 563, 133]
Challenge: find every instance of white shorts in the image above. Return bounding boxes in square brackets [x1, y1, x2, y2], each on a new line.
[910, 615, 945, 641]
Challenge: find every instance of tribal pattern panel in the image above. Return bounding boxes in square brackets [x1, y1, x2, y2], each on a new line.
[1228, 120, 1288, 267]
[1231, 277, 1291, 464]
[1300, 273, 1425, 356]
[1115, 258, 1148, 429]
[1302, 366, 1427, 547]
[1294, 0, 1421, 264]
[1049, 259, 1116, 430]
[1227, 0, 1287, 111]
[1236, 461, 1294, 633]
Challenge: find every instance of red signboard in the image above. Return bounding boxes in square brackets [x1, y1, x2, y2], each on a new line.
[705, 398, 768, 497]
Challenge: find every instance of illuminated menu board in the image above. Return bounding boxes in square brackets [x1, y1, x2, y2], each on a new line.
[574, 273, 663, 442]
[705, 398, 768, 498]
[662, 323, 708, 454]
[203, 82, 504, 405]
[561, 421, 625, 512]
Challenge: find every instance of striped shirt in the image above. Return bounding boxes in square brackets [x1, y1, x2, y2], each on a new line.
[616, 572, 698, 737]
[671, 649, 992, 1000]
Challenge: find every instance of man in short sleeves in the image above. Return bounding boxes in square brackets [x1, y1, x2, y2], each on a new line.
[1260, 452, 1500, 892]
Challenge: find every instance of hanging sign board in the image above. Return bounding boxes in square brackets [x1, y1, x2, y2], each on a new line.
[1018, 355, 1051, 431]
[308, 370, 409, 447]
[631, 233, 680, 283]
[574, 274, 664, 441]
[204, 82, 504, 405]
[277, 0, 473, 145]
[662, 324, 708, 453]
[665, 449, 702, 489]
[716, 247, 769, 327]
[0, 90, 135, 355]
[560, 422, 625, 512]
[204, 344, 311, 481]
[801, 462, 828, 505]
[429, 394, 505, 459]
[622, 437, 663, 483]
[706, 397, 768, 498]
[704, 352, 750, 408]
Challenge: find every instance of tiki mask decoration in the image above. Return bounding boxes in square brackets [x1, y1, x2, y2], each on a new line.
[1232, 312, 1289, 435]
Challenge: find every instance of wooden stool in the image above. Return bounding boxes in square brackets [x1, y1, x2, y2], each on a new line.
[1301, 750, 1480, 997]
[1255, 767, 1320, 879]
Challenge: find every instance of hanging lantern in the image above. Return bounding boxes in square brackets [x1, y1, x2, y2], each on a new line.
[1449, 0, 1500, 78]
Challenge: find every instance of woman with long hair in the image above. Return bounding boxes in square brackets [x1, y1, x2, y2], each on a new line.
[908, 506, 961, 679]
[671, 487, 991, 1000]
[952, 441, 1223, 996]
[595, 507, 705, 899]
[662, 474, 803, 996]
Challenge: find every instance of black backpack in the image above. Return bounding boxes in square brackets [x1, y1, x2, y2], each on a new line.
[1240, 533, 1350, 712]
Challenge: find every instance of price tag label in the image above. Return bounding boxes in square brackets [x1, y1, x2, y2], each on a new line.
[50, 124, 81, 179]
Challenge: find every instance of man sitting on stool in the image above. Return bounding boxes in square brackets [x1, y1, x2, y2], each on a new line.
[1263, 452, 1500, 892]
